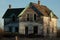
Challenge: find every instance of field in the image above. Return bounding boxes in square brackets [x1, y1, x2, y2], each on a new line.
[0, 37, 60, 40]
[0, 29, 60, 40]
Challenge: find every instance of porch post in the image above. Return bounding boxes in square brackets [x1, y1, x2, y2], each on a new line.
[15, 36, 18, 40]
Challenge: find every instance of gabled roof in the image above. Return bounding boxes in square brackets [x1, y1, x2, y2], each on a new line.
[18, 2, 58, 19]
[31, 3, 58, 18]
[3, 8, 24, 18]
[3, 2, 58, 19]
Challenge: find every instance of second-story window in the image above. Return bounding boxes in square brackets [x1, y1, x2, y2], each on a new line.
[34, 14, 36, 21]
[12, 16, 15, 22]
[27, 14, 29, 21]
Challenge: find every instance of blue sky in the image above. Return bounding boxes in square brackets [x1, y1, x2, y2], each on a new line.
[0, 0, 60, 29]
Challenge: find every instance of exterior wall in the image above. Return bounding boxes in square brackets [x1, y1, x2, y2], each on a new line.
[4, 18, 19, 32]
[4, 18, 11, 32]
[19, 7, 39, 22]
[43, 16, 49, 36]
[50, 18, 57, 37]
[19, 22, 25, 34]
[4, 18, 11, 25]
[3, 6, 57, 37]
[38, 24, 43, 35]
[19, 22, 43, 35]
[19, 7, 43, 35]
[43, 16, 57, 37]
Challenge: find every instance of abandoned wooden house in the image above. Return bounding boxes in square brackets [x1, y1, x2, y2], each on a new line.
[2, 0, 58, 37]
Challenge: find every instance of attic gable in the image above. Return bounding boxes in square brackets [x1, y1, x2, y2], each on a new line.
[18, 5, 29, 17]
[18, 2, 44, 17]
[50, 11, 58, 19]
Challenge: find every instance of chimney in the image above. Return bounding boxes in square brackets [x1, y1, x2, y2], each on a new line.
[9, 4, 11, 9]
[38, 0, 40, 5]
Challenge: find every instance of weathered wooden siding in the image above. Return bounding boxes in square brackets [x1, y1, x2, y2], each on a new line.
[19, 22, 43, 35]
[43, 16, 57, 37]
[43, 16, 49, 36]
[19, 7, 41, 22]
[19, 7, 44, 35]
[50, 18, 57, 37]
[4, 18, 19, 32]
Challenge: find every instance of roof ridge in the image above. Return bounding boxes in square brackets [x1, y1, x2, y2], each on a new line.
[8, 8, 25, 9]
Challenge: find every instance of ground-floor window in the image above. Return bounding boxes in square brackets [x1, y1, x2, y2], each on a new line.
[25, 26, 38, 35]
[9, 27, 12, 32]
[33, 26, 38, 34]
[25, 26, 28, 35]
[15, 27, 18, 32]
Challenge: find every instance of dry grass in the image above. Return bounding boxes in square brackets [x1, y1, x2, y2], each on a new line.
[0, 37, 60, 40]
[0, 29, 60, 40]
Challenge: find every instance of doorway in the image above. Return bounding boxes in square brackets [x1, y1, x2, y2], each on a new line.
[33, 26, 38, 34]
[25, 26, 28, 36]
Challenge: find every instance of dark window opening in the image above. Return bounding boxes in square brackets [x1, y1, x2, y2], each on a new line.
[12, 16, 15, 22]
[25, 27, 28, 36]
[15, 27, 18, 32]
[9, 27, 12, 32]
[27, 14, 29, 21]
[34, 14, 36, 21]
[34, 26, 38, 34]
